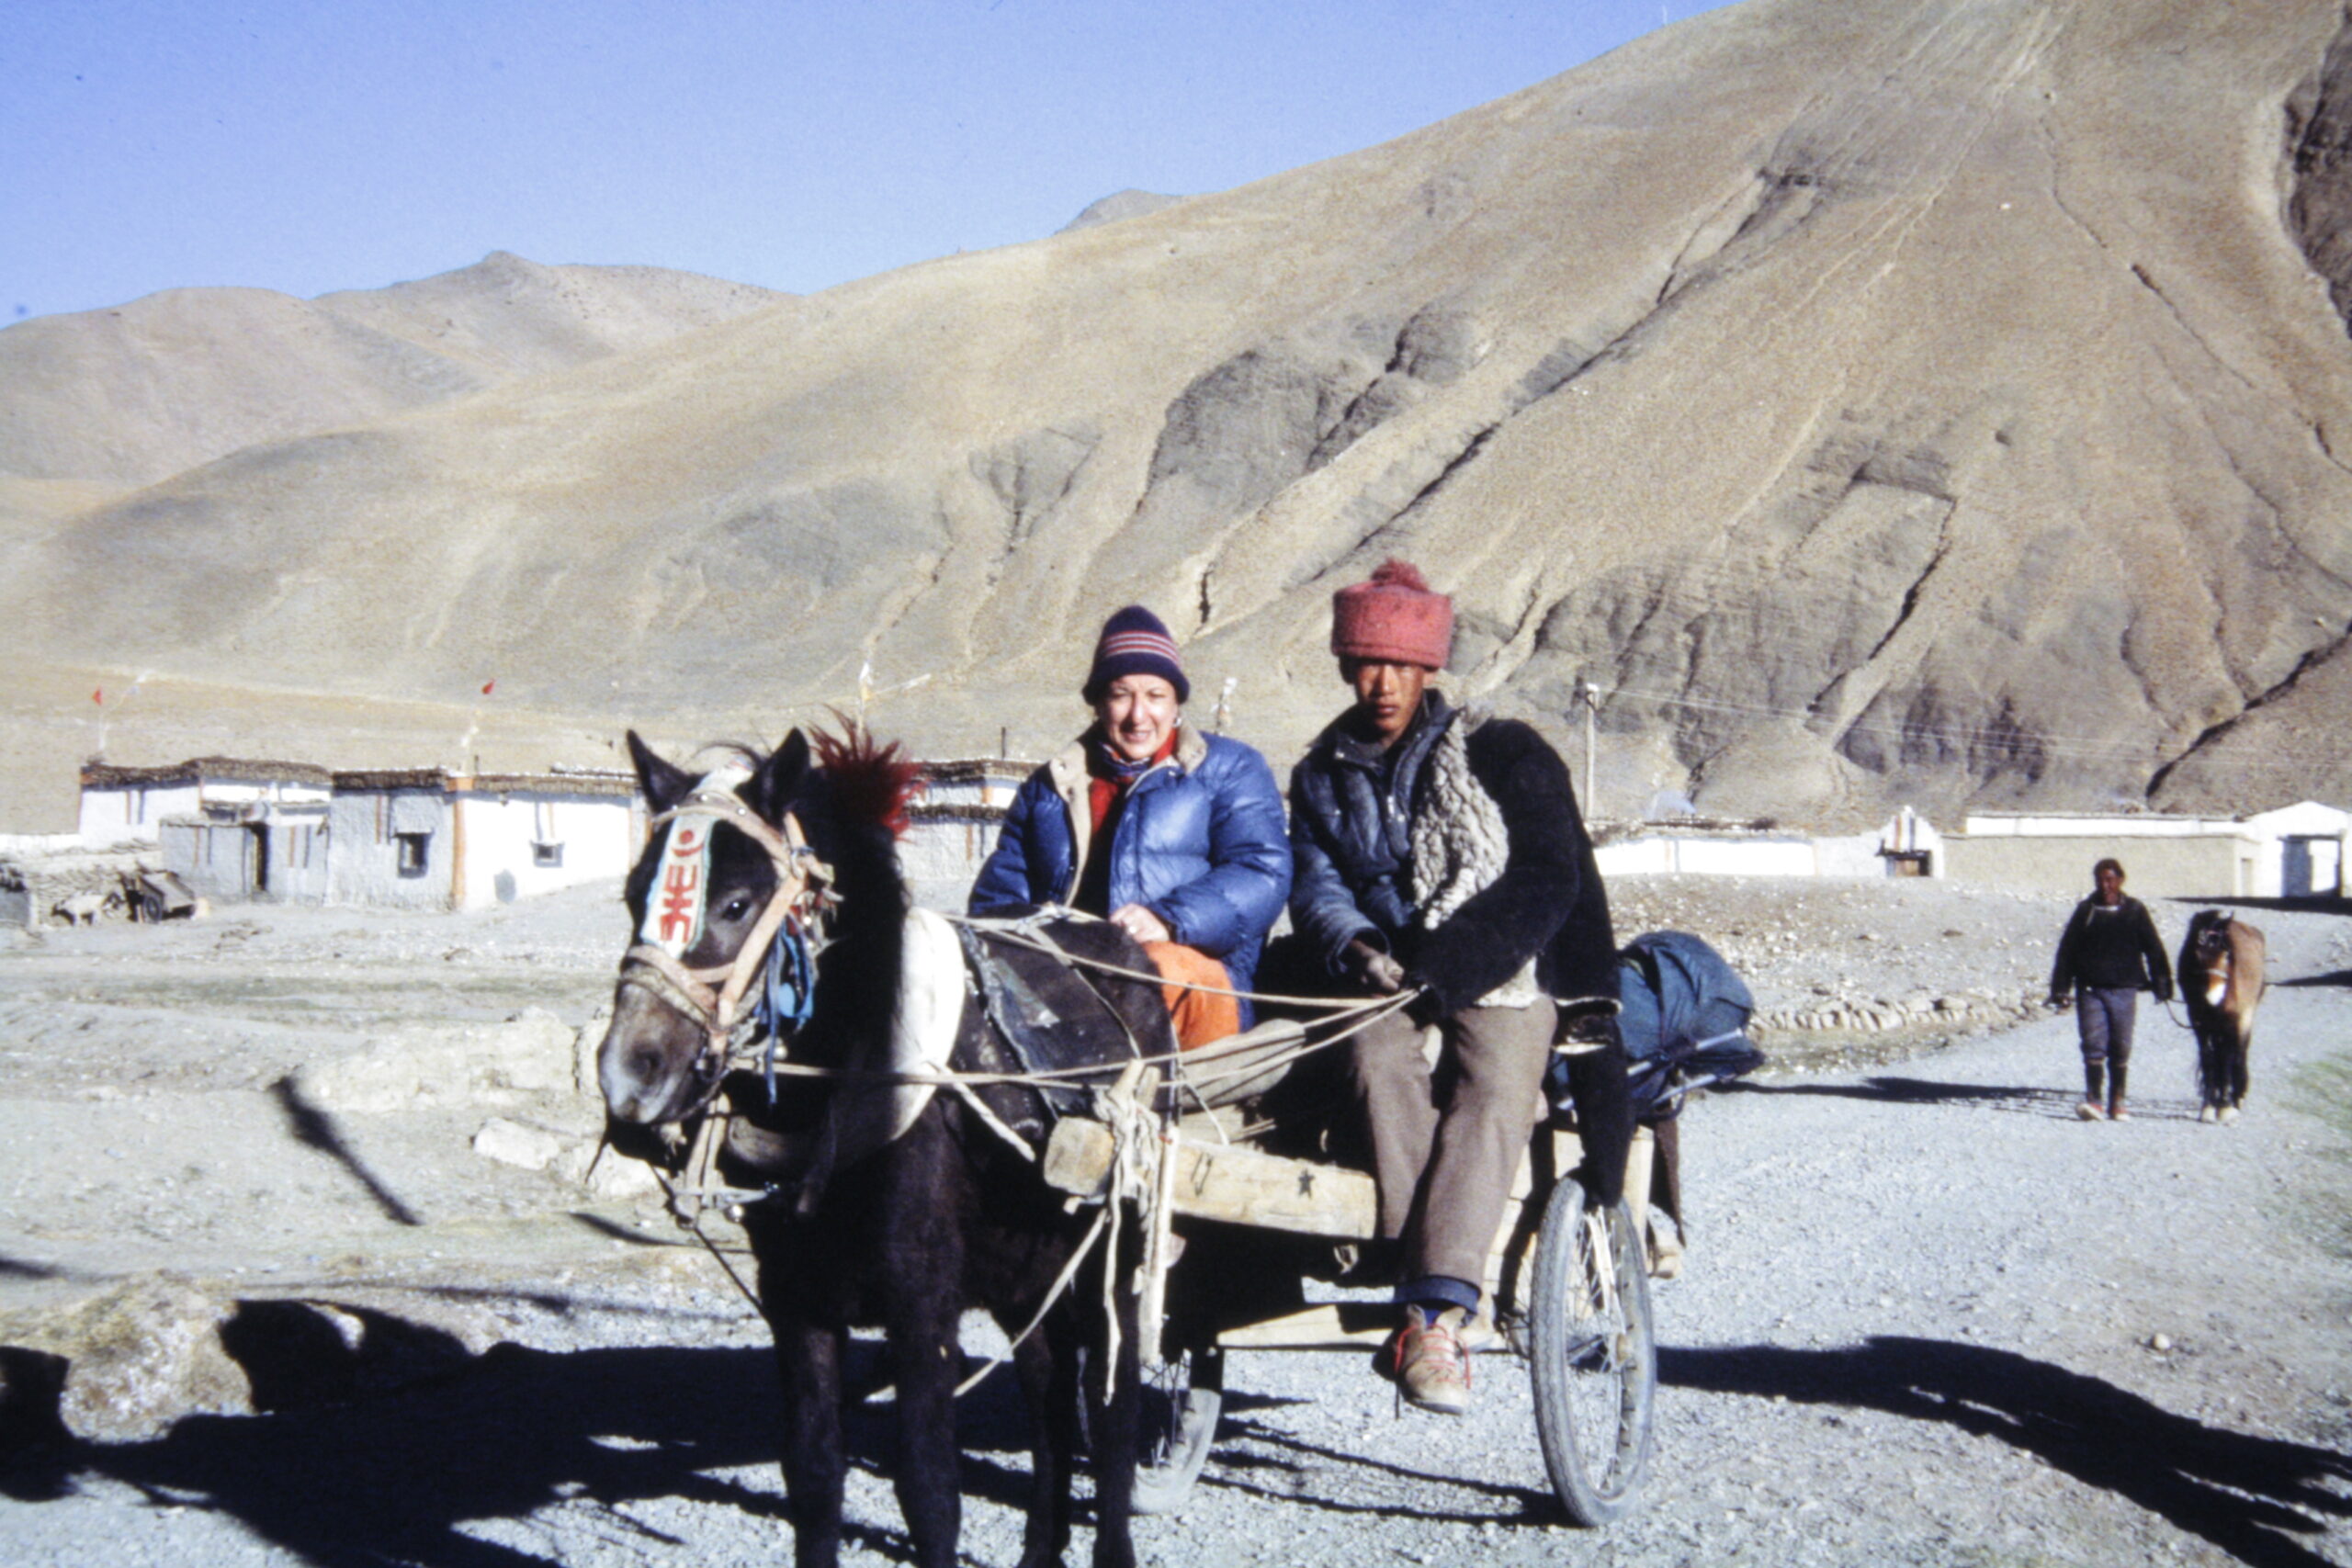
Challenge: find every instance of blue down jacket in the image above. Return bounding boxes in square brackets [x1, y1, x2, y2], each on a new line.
[968, 726, 1292, 1020]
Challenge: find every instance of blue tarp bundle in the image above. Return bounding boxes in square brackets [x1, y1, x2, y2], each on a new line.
[1612, 931, 1765, 1120]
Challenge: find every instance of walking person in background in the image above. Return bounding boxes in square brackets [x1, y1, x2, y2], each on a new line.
[969, 604, 1290, 1044]
[2046, 857, 2173, 1122]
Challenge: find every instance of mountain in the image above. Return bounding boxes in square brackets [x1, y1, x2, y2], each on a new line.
[6, 0, 2350, 832]
[0, 252, 786, 495]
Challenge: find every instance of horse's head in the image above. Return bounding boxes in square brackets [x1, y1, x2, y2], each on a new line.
[599, 728, 820, 1130]
[2189, 909, 2233, 967]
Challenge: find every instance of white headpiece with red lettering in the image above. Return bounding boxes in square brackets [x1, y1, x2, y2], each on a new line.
[638, 765, 752, 957]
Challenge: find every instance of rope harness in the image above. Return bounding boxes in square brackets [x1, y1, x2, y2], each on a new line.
[601, 784, 1425, 1391]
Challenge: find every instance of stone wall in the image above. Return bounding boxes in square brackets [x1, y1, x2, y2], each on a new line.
[1941, 833, 2254, 901]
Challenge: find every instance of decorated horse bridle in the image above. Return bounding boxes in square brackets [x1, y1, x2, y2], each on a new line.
[615, 771, 835, 1109]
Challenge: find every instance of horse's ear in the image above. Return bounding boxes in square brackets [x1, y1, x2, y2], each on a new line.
[752, 729, 811, 823]
[626, 730, 695, 815]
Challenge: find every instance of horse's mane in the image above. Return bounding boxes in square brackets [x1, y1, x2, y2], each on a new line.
[811, 716, 922, 841]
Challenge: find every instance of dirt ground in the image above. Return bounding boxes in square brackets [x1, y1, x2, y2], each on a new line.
[0, 874, 2346, 1567]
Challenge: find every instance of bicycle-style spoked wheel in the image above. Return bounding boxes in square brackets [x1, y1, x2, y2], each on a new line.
[1528, 1178, 1657, 1525]
[1132, 1345, 1224, 1516]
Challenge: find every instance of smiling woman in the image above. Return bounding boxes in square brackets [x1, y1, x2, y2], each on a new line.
[967, 604, 1292, 1043]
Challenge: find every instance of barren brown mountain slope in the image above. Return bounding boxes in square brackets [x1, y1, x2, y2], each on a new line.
[8, 0, 2352, 829]
[0, 253, 785, 499]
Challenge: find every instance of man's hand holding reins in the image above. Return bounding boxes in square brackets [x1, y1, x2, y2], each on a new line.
[1344, 937, 1408, 995]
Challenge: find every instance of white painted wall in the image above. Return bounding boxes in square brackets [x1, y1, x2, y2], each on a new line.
[450, 789, 642, 909]
[2242, 803, 2351, 897]
[1962, 812, 2239, 838]
[903, 810, 1008, 907]
[1595, 835, 1820, 877]
[80, 773, 329, 848]
[0, 833, 88, 858]
[79, 783, 200, 847]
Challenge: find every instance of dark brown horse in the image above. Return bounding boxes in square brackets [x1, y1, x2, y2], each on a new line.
[2178, 909, 2265, 1124]
[599, 724, 1158, 1568]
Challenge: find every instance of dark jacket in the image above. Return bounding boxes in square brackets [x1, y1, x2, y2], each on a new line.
[968, 726, 1292, 1019]
[2050, 896, 2174, 1000]
[1286, 693, 1617, 1016]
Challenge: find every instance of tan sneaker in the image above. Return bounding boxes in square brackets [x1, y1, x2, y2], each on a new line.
[1388, 1305, 1473, 1416]
[2076, 1100, 2105, 1122]
[2108, 1100, 2130, 1121]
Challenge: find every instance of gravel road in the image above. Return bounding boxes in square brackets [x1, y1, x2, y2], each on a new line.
[0, 876, 2346, 1567]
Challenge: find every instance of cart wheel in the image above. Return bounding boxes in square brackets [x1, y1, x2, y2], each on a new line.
[1133, 1345, 1224, 1516]
[1529, 1179, 1656, 1526]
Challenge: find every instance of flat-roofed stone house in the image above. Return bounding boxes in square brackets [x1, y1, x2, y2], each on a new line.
[328, 767, 643, 909]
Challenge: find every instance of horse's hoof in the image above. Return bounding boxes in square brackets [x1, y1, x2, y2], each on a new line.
[2220, 1106, 2239, 1125]
[2197, 1106, 2217, 1123]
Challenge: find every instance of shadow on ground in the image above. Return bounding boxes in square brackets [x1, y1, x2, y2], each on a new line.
[1665, 1337, 2352, 1568]
[0, 1337, 1068, 1567]
[1721, 1077, 2218, 1120]
[2159, 897, 2350, 918]
[1204, 1405, 1555, 1525]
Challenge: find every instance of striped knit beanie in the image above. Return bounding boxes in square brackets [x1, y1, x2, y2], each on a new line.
[1082, 605, 1190, 704]
[1332, 558, 1453, 670]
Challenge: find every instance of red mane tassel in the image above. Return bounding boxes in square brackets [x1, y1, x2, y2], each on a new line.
[812, 717, 922, 840]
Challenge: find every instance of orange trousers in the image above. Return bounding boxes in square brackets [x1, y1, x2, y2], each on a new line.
[1140, 942, 1241, 1049]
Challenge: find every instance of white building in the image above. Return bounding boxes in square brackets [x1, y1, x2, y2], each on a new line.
[913, 758, 1032, 811]
[2243, 801, 2348, 897]
[1946, 802, 2349, 898]
[1590, 808, 1945, 880]
[328, 768, 644, 910]
[161, 807, 331, 903]
[79, 758, 331, 849]
[902, 759, 1033, 901]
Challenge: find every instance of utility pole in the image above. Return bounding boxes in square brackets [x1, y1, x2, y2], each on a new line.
[1579, 681, 1600, 816]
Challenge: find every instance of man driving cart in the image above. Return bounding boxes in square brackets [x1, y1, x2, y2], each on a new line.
[1286, 559, 1631, 1416]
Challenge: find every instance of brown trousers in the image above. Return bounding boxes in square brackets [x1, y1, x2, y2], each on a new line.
[1348, 998, 1556, 1290]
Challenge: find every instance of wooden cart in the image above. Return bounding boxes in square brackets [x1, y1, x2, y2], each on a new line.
[1036, 1020, 1660, 1528]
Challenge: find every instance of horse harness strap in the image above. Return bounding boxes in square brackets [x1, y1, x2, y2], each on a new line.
[616, 784, 834, 1087]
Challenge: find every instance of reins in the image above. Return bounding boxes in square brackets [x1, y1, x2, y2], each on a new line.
[605, 795, 1427, 1382]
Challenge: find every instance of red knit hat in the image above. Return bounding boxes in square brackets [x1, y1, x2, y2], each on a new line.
[1331, 559, 1453, 670]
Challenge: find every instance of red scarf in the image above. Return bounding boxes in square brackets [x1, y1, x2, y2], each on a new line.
[1087, 728, 1180, 834]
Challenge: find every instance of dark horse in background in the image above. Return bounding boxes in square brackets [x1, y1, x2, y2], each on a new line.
[599, 724, 1161, 1568]
[2178, 909, 2266, 1124]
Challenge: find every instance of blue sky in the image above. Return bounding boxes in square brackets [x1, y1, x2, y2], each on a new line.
[4, 0, 1724, 322]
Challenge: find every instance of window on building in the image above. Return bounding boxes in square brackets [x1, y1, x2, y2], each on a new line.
[531, 840, 563, 868]
[396, 832, 430, 877]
